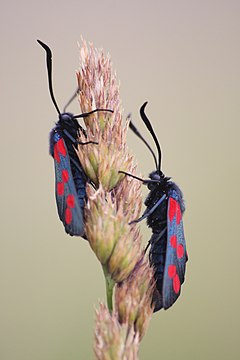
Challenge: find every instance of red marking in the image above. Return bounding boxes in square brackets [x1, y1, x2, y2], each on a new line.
[57, 138, 67, 156]
[170, 235, 177, 248]
[65, 207, 72, 225]
[62, 169, 69, 183]
[168, 264, 176, 279]
[66, 194, 75, 208]
[176, 202, 182, 224]
[54, 144, 60, 163]
[177, 244, 184, 259]
[57, 182, 64, 196]
[173, 274, 181, 294]
[168, 198, 177, 222]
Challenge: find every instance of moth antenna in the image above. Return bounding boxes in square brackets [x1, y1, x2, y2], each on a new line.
[37, 40, 61, 115]
[129, 118, 158, 170]
[63, 87, 80, 112]
[140, 102, 162, 172]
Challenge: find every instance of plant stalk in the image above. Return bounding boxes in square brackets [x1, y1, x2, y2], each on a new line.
[102, 265, 115, 312]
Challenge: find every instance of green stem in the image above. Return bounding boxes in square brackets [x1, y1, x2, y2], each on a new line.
[102, 265, 115, 312]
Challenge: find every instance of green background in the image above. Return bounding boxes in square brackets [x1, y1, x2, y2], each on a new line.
[1, 0, 239, 359]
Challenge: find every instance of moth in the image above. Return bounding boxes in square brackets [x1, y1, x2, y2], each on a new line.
[120, 102, 188, 310]
[38, 40, 112, 236]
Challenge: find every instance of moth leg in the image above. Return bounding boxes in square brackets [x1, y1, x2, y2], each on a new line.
[75, 108, 113, 118]
[145, 226, 167, 253]
[69, 157, 84, 173]
[129, 194, 166, 224]
[63, 129, 97, 145]
[119, 170, 160, 184]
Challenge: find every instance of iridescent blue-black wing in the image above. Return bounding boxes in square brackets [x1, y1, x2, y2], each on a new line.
[162, 190, 188, 309]
[52, 135, 84, 236]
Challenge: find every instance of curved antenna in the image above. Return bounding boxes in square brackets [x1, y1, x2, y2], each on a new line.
[37, 40, 61, 115]
[140, 102, 162, 172]
[129, 118, 158, 170]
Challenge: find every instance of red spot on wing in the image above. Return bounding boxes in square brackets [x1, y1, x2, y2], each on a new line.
[170, 235, 177, 248]
[65, 207, 72, 225]
[54, 144, 60, 163]
[168, 264, 176, 278]
[168, 198, 177, 222]
[173, 274, 181, 294]
[57, 138, 67, 156]
[62, 169, 69, 183]
[169, 197, 182, 224]
[176, 202, 182, 224]
[66, 194, 75, 208]
[177, 244, 184, 259]
[57, 182, 64, 196]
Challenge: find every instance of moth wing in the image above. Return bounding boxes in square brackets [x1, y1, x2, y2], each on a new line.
[162, 192, 188, 309]
[53, 137, 84, 236]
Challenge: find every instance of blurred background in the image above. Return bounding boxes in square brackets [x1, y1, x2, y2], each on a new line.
[1, 0, 239, 359]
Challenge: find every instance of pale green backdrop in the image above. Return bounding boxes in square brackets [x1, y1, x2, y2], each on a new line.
[1, 0, 239, 359]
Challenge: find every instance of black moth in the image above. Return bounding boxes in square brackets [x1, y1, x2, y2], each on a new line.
[38, 40, 113, 237]
[121, 102, 188, 311]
